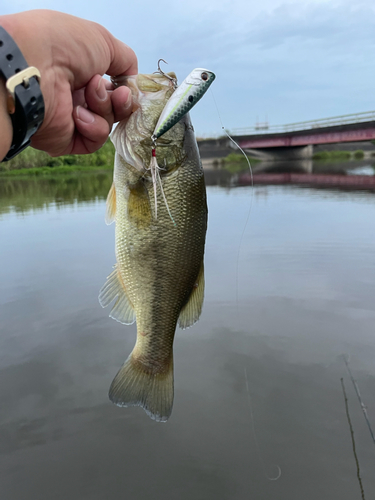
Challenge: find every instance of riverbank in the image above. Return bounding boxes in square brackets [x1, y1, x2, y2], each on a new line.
[312, 150, 366, 160]
[0, 164, 113, 177]
[0, 140, 115, 177]
[2, 139, 370, 179]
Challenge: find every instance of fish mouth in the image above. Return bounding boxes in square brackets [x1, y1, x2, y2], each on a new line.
[110, 70, 183, 173]
[111, 72, 176, 114]
[112, 72, 177, 93]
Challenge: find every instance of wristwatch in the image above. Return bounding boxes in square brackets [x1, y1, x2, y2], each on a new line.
[0, 26, 45, 161]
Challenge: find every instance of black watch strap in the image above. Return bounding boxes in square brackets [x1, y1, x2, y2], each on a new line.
[0, 26, 45, 161]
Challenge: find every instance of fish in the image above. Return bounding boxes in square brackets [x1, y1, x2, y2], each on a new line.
[99, 70, 208, 422]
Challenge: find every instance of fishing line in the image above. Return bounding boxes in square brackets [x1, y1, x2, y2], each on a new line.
[157, 167, 176, 227]
[210, 90, 281, 482]
[209, 89, 254, 311]
[343, 355, 375, 445]
[340, 377, 367, 500]
[244, 367, 281, 481]
[211, 89, 282, 481]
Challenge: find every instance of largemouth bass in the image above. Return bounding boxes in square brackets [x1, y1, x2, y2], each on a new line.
[99, 71, 208, 422]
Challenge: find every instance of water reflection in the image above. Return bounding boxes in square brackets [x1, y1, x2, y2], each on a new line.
[0, 172, 112, 216]
[204, 158, 375, 192]
[1, 165, 375, 499]
[1, 158, 375, 218]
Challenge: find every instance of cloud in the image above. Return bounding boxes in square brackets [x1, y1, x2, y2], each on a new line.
[244, 1, 375, 50]
[1, 0, 374, 133]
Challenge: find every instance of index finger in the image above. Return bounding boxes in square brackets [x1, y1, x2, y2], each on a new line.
[103, 30, 138, 77]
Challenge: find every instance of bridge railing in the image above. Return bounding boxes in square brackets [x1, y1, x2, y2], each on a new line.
[230, 110, 375, 136]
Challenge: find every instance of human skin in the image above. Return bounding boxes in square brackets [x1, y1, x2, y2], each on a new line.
[0, 10, 138, 161]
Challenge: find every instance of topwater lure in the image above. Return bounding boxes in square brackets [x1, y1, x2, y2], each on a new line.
[147, 63, 215, 221]
[151, 64, 216, 143]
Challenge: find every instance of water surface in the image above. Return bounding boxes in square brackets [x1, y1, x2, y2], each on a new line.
[1, 169, 374, 499]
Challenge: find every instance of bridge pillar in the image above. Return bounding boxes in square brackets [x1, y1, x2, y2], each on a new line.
[244, 144, 314, 161]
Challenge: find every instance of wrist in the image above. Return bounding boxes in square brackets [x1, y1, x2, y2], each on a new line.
[0, 15, 20, 160]
[0, 19, 45, 161]
[0, 11, 53, 109]
[0, 78, 13, 160]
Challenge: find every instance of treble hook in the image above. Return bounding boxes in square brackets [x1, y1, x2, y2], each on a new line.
[157, 59, 168, 74]
[155, 59, 177, 88]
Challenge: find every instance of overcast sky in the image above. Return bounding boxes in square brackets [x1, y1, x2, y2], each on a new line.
[2, 0, 375, 136]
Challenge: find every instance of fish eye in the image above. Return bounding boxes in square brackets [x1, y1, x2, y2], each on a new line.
[201, 72, 208, 81]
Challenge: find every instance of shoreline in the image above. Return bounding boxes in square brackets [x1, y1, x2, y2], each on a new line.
[0, 164, 113, 177]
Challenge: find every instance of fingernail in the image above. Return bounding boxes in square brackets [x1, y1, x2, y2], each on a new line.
[124, 91, 132, 110]
[77, 105, 95, 124]
[96, 79, 107, 101]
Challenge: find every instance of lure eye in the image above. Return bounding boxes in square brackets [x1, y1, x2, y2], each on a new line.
[188, 95, 194, 103]
[201, 72, 208, 81]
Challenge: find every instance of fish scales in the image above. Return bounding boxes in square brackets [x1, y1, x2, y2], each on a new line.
[99, 71, 207, 422]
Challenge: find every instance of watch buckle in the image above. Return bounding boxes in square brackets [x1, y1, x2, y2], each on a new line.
[6, 66, 41, 114]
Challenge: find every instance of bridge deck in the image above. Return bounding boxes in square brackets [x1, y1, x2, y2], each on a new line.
[235, 120, 375, 149]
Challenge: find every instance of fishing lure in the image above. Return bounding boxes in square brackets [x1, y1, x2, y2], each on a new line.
[148, 64, 215, 222]
[151, 66, 216, 143]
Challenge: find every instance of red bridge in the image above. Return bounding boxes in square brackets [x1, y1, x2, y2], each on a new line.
[225, 111, 375, 160]
[231, 111, 375, 149]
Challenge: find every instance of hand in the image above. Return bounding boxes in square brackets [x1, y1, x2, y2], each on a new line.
[0, 10, 137, 156]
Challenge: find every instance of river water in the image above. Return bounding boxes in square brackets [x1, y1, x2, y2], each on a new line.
[1, 163, 375, 499]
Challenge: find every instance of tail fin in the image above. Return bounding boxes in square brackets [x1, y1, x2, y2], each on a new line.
[109, 354, 174, 422]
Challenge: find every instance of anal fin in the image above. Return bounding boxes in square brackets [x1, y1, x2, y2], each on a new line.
[178, 261, 205, 329]
[99, 265, 136, 325]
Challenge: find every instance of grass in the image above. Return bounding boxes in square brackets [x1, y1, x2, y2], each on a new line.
[223, 152, 260, 163]
[353, 150, 364, 159]
[312, 150, 352, 160]
[0, 140, 116, 176]
[223, 162, 253, 174]
[0, 164, 113, 177]
[221, 152, 260, 173]
[313, 150, 367, 161]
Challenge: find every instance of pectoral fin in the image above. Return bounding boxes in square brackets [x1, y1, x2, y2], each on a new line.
[178, 261, 205, 329]
[105, 183, 116, 225]
[99, 265, 136, 325]
[127, 179, 152, 227]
